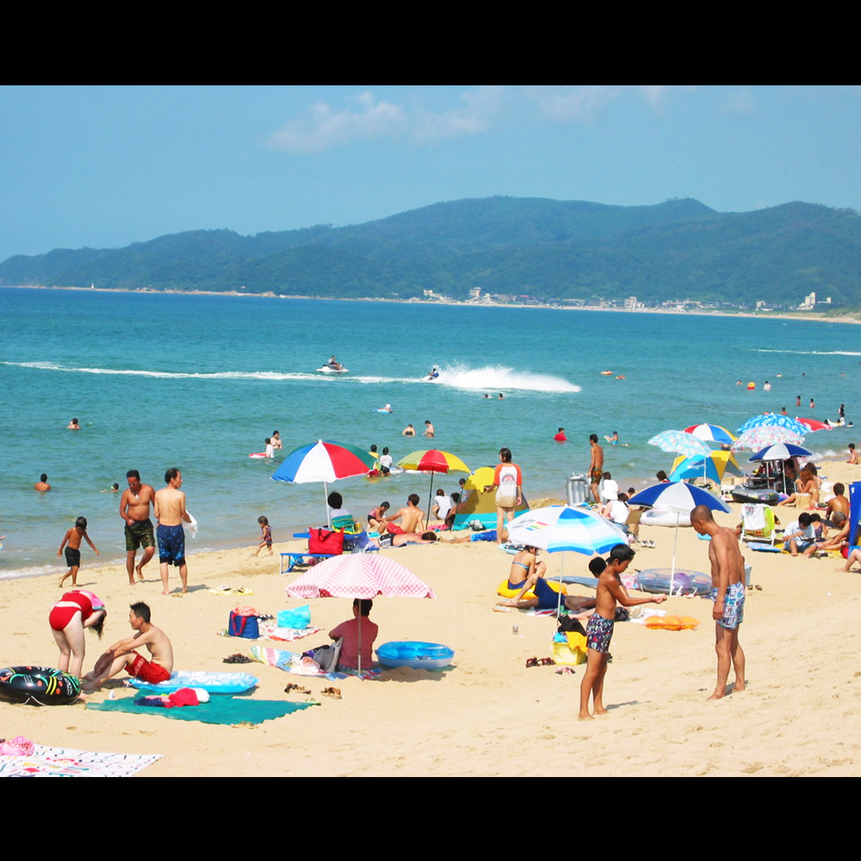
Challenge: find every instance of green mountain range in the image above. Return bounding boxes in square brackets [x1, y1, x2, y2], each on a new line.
[2, 196, 859, 307]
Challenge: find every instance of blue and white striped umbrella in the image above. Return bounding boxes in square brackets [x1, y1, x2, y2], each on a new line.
[627, 481, 730, 588]
[628, 481, 731, 514]
[749, 442, 813, 462]
[506, 505, 628, 555]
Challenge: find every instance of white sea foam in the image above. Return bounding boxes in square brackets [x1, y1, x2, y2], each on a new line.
[428, 364, 581, 393]
[3, 361, 581, 393]
[751, 349, 861, 357]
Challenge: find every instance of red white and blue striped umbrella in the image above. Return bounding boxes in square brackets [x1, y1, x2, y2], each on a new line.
[271, 440, 376, 525]
[682, 423, 737, 445]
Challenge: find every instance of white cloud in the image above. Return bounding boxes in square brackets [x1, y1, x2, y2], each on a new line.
[266, 88, 503, 153]
[525, 86, 624, 123]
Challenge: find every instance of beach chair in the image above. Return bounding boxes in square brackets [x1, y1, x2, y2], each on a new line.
[740, 503, 778, 546]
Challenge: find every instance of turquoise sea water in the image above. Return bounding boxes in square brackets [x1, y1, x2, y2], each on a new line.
[1, 286, 859, 579]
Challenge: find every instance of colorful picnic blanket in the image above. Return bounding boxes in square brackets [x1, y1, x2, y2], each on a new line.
[0, 744, 161, 777]
[250, 645, 382, 680]
[88, 695, 316, 725]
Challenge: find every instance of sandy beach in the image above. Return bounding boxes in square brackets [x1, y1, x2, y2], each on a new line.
[3, 457, 861, 777]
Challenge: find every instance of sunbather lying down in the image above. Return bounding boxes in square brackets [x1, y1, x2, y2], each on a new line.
[374, 530, 478, 548]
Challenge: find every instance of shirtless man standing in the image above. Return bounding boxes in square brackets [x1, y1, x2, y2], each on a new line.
[385, 493, 426, 534]
[83, 601, 173, 690]
[691, 504, 746, 700]
[154, 468, 192, 595]
[588, 434, 604, 505]
[120, 469, 157, 585]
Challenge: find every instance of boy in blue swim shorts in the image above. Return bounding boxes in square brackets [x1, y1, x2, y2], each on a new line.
[691, 504, 747, 700]
[578, 544, 667, 721]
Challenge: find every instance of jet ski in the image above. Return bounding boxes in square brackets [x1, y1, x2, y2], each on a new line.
[421, 365, 440, 382]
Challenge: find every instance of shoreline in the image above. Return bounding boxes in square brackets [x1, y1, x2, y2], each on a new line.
[4, 283, 859, 325]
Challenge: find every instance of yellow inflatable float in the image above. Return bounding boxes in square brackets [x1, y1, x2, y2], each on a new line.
[497, 578, 566, 600]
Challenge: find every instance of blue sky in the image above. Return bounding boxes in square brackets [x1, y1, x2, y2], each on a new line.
[1, 85, 860, 263]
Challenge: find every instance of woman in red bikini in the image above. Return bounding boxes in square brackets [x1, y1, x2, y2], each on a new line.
[48, 589, 107, 679]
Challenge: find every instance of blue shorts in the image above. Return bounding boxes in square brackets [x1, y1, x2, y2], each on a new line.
[710, 581, 745, 630]
[532, 576, 561, 611]
[157, 524, 186, 566]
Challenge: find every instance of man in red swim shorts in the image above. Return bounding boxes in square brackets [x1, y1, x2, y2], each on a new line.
[83, 602, 174, 691]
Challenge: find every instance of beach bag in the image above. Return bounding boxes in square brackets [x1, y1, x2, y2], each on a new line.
[229, 607, 259, 639]
[304, 638, 343, 673]
[277, 605, 312, 629]
[308, 527, 344, 556]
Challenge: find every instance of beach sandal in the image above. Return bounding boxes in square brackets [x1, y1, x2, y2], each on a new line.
[538, 657, 556, 666]
[525, 657, 539, 668]
[555, 666, 575, 675]
[322, 687, 342, 699]
[285, 683, 311, 694]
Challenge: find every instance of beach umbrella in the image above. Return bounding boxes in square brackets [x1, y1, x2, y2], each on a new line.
[271, 440, 377, 527]
[682, 423, 737, 445]
[506, 505, 629, 556]
[396, 449, 471, 529]
[748, 442, 814, 495]
[748, 442, 813, 462]
[648, 430, 712, 459]
[627, 481, 731, 591]
[737, 413, 809, 436]
[506, 505, 629, 616]
[730, 425, 805, 453]
[286, 553, 436, 677]
[669, 451, 743, 484]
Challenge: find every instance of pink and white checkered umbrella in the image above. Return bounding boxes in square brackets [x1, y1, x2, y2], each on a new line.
[286, 553, 436, 600]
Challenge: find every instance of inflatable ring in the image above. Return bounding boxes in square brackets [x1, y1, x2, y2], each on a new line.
[497, 578, 566, 600]
[375, 641, 455, 670]
[0, 666, 81, 705]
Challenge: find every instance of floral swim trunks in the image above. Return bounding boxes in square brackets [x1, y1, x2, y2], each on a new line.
[586, 613, 615, 654]
[710, 581, 745, 630]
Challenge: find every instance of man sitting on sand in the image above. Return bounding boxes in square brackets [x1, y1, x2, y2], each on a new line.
[83, 601, 173, 690]
[384, 493, 425, 534]
[824, 483, 850, 524]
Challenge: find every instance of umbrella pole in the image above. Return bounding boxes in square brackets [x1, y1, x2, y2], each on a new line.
[358, 612, 362, 680]
[426, 473, 435, 531]
[671, 514, 680, 594]
[324, 481, 331, 528]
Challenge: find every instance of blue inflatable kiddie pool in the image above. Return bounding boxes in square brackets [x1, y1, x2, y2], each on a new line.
[375, 641, 455, 671]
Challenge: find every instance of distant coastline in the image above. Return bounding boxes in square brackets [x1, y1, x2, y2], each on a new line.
[4, 282, 860, 325]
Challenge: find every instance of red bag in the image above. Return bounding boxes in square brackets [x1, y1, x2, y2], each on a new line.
[308, 528, 344, 556]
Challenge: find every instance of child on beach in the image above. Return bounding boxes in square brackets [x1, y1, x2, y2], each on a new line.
[57, 516, 100, 587]
[255, 516, 273, 556]
[579, 544, 666, 721]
